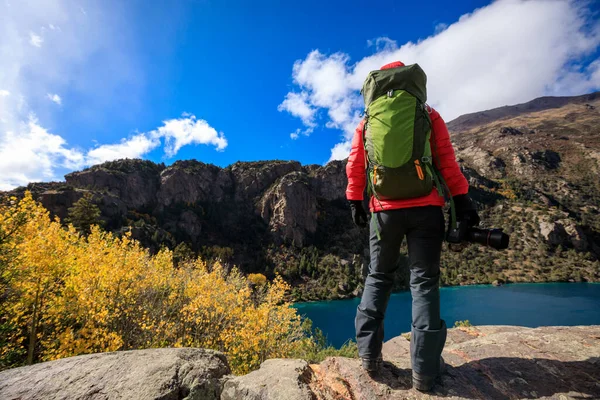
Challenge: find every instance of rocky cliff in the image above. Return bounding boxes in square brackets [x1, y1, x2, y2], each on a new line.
[1, 325, 598, 399]
[3, 93, 600, 300]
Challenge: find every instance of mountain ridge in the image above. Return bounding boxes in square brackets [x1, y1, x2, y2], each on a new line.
[447, 91, 600, 132]
[2, 92, 599, 300]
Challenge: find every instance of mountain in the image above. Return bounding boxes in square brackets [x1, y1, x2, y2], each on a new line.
[3, 92, 600, 300]
[447, 92, 600, 132]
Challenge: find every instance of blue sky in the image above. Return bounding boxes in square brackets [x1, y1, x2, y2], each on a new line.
[1, 0, 599, 190]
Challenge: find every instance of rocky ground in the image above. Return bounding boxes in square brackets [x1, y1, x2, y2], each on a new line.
[2, 325, 599, 400]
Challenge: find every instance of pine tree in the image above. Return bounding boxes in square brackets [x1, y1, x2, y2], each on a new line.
[66, 193, 104, 235]
[173, 242, 195, 267]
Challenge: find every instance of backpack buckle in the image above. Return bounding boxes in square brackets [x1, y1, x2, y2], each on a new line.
[387, 90, 394, 97]
[421, 156, 431, 164]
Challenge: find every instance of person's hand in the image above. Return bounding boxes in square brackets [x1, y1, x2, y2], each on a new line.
[452, 194, 480, 227]
[349, 200, 368, 227]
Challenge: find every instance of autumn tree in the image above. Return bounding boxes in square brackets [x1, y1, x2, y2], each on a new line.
[0, 193, 319, 374]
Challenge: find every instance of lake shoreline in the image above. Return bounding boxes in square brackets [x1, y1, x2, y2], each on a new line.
[292, 280, 600, 305]
[293, 282, 600, 348]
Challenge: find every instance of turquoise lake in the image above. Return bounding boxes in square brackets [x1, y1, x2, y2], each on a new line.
[293, 283, 600, 348]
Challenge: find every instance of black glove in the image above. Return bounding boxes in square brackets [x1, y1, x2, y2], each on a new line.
[349, 200, 368, 227]
[452, 194, 480, 227]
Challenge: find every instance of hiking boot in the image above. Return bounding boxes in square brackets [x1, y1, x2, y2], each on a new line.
[360, 354, 383, 373]
[412, 357, 446, 392]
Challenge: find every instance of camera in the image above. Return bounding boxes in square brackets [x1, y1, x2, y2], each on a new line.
[446, 220, 510, 250]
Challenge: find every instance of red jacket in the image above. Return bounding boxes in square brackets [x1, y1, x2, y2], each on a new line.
[345, 107, 469, 212]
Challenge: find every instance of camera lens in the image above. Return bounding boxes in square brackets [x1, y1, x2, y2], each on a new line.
[467, 228, 510, 250]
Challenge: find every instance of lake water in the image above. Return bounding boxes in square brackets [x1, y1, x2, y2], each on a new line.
[294, 283, 600, 348]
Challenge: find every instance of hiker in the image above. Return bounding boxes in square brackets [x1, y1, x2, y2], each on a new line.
[346, 61, 479, 391]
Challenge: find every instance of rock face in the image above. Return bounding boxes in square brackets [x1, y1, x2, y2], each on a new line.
[158, 160, 232, 207]
[258, 172, 317, 247]
[65, 160, 163, 211]
[307, 160, 347, 201]
[0, 348, 230, 400]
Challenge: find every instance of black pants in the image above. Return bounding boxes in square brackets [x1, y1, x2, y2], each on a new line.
[355, 206, 447, 377]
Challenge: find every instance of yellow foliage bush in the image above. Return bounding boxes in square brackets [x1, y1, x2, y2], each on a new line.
[0, 193, 309, 374]
[247, 273, 267, 286]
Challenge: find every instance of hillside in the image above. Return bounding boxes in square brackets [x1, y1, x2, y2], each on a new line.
[2, 92, 600, 300]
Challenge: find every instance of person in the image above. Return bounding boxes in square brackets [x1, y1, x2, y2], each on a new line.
[346, 61, 479, 391]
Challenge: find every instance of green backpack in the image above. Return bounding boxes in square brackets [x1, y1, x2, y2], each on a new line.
[361, 63, 442, 201]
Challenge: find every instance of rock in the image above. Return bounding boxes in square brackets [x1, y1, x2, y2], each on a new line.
[460, 166, 500, 189]
[308, 160, 347, 201]
[539, 220, 589, 250]
[560, 220, 589, 251]
[231, 161, 302, 201]
[177, 210, 203, 244]
[539, 221, 568, 246]
[65, 160, 163, 210]
[499, 126, 529, 136]
[456, 146, 506, 179]
[158, 160, 232, 206]
[1, 327, 598, 400]
[258, 172, 317, 247]
[221, 359, 314, 400]
[307, 325, 600, 400]
[38, 187, 83, 221]
[39, 188, 127, 228]
[0, 348, 230, 400]
[532, 150, 561, 170]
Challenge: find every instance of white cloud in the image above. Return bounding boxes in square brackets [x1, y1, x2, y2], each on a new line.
[47, 93, 61, 105]
[0, 0, 150, 190]
[278, 92, 317, 128]
[367, 37, 398, 52]
[86, 133, 160, 165]
[152, 115, 228, 156]
[0, 113, 227, 189]
[29, 32, 43, 47]
[290, 127, 314, 140]
[329, 141, 353, 162]
[281, 0, 600, 162]
[0, 116, 85, 190]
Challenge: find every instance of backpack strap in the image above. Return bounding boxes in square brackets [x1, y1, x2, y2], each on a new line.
[362, 119, 383, 240]
[427, 107, 457, 230]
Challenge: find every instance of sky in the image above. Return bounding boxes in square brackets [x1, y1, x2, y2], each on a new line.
[1, 0, 599, 190]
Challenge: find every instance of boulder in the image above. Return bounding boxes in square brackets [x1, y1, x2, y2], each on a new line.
[0, 348, 230, 400]
[307, 325, 600, 399]
[221, 359, 314, 400]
